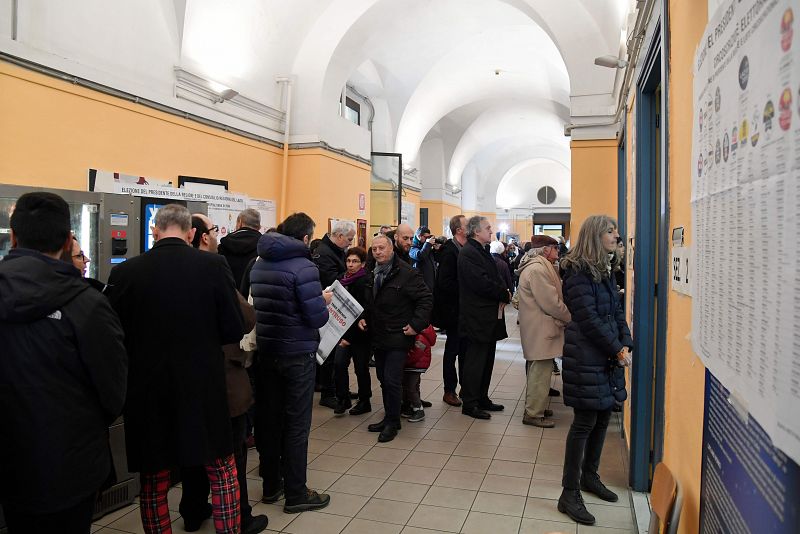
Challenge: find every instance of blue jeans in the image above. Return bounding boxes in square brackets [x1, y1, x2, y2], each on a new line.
[442, 325, 469, 393]
[255, 351, 315, 502]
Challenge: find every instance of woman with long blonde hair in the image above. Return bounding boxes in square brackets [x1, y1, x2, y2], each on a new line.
[556, 215, 633, 526]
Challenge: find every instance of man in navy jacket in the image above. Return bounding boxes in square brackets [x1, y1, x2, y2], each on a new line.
[251, 212, 332, 514]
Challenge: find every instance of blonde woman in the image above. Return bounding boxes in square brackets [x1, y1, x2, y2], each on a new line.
[517, 235, 571, 428]
[557, 215, 632, 526]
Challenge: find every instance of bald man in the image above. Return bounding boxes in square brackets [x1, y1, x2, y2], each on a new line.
[393, 223, 414, 264]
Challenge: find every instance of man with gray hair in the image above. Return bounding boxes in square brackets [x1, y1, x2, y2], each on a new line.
[312, 219, 356, 408]
[108, 203, 246, 533]
[219, 208, 263, 291]
[458, 216, 511, 419]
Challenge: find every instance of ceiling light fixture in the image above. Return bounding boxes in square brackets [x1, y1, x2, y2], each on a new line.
[594, 55, 629, 69]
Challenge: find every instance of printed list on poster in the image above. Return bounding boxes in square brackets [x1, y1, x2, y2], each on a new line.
[691, 0, 800, 465]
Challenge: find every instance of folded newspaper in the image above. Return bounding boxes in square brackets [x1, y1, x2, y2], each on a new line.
[317, 280, 364, 364]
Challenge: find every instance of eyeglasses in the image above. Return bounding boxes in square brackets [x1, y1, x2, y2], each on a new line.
[72, 252, 89, 262]
[205, 225, 219, 234]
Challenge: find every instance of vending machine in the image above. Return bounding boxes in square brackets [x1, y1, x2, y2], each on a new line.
[0, 184, 206, 528]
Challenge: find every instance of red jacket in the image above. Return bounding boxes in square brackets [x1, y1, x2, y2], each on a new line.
[405, 325, 436, 371]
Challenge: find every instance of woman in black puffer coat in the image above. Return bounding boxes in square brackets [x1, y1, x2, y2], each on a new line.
[556, 215, 633, 527]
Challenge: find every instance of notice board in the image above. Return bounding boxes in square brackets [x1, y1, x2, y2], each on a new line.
[700, 370, 799, 533]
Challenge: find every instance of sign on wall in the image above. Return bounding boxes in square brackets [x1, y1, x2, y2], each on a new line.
[89, 169, 276, 232]
[671, 245, 693, 296]
[691, 0, 800, 466]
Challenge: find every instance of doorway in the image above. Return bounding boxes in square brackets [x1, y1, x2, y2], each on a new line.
[629, 12, 669, 492]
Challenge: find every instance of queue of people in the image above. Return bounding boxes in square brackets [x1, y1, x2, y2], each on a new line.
[0, 191, 632, 532]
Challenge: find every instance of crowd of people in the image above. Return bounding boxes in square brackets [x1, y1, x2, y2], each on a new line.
[0, 191, 632, 533]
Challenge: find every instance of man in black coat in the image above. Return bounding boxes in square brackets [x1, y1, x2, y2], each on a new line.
[361, 234, 432, 443]
[458, 216, 511, 419]
[0, 192, 127, 534]
[218, 208, 262, 291]
[312, 220, 355, 408]
[432, 214, 468, 407]
[108, 204, 245, 532]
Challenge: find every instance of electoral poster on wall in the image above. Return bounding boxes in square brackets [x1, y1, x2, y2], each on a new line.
[691, 0, 800, 465]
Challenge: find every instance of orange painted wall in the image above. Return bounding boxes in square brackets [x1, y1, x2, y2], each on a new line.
[421, 200, 462, 236]
[660, 3, 708, 533]
[285, 148, 370, 234]
[570, 139, 618, 236]
[0, 61, 283, 201]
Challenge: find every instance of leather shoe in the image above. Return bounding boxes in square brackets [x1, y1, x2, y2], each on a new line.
[261, 481, 284, 503]
[349, 401, 371, 415]
[443, 391, 462, 406]
[421, 400, 432, 408]
[284, 489, 330, 514]
[581, 472, 618, 502]
[319, 396, 338, 409]
[242, 514, 269, 534]
[522, 415, 554, 428]
[479, 401, 504, 411]
[378, 424, 398, 442]
[462, 406, 491, 419]
[558, 489, 595, 525]
[368, 420, 401, 432]
[549, 388, 561, 397]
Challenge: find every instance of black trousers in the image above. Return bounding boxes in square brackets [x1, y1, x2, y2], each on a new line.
[374, 348, 407, 425]
[3, 492, 96, 534]
[334, 341, 372, 402]
[255, 351, 316, 503]
[180, 413, 251, 523]
[317, 357, 336, 399]
[460, 338, 496, 411]
[562, 408, 612, 490]
[442, 324, 469, 393]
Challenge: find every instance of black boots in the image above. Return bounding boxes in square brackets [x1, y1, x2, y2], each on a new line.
[349, 400, 371, 415]
[557, 489, 595, 525]
[581, 472, 619, 502]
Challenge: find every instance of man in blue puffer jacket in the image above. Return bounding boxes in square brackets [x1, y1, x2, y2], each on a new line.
[250, 212, 333, 514]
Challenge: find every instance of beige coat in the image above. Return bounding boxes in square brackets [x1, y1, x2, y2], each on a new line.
[517, 255, 571, 361]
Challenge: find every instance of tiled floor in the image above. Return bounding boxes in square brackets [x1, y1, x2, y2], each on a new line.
[92, 309, 635, 533]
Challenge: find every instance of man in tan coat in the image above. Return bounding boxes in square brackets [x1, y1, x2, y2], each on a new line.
[517, 235, 571, 428]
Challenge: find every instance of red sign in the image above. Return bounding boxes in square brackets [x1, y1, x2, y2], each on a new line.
[111, 230, 127, 239]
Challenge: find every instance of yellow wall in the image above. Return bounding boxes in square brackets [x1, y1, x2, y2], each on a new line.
[660, 3, 708, 533]
[0, 60, 369, 230]
[421, 199, 462, 236]
[286, 148, 370, 233]
[570, 139, 618, 236]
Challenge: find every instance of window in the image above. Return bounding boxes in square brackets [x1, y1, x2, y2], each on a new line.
[534, 224, 564, 237]
[340, 96, 360, 126]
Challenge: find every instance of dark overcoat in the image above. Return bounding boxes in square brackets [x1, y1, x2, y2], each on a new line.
[108, 237, 244, 472]
[561, 268, 633, 411]
[457, 239, 510, 343]
[432, 239, 460, 329]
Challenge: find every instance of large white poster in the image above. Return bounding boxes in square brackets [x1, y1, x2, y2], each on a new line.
[692, 0, 800, 463]
[89, 169, 276, 235]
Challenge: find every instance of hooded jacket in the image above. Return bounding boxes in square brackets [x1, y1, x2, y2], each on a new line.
[0, 249, 127, 514]
[218, 227, 261, 291]
[405, 324, 436, 371]
[251, 232, 329, 357]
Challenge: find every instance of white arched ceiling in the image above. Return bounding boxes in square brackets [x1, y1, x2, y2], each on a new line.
[495, 159, 571, 210]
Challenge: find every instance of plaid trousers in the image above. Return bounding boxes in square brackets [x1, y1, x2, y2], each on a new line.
[140, 455, 240, 534]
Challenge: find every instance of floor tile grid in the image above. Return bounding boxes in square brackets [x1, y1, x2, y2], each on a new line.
[94, 309, 635, 533]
